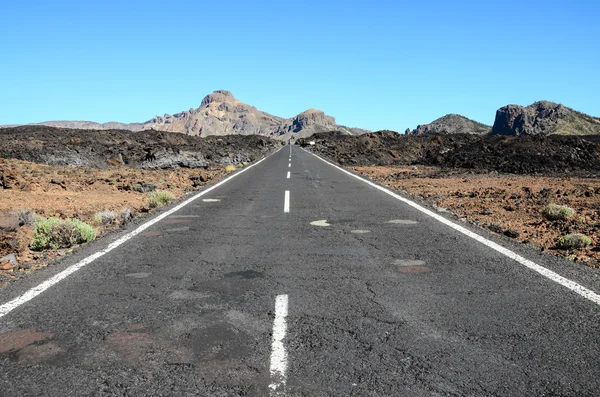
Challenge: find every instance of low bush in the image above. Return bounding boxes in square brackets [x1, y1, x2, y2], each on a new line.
[71, 219, 96, 243]
[120, 208, 134, 223]
[542, 204, 575, 221]
[18, 209, 36, 227]
[556, 234, 592, 250]
[93, 210, 118, 225]
[147, 190, 176, 209]
[225, 164, 236, 172]
[31, 217, 96, 251]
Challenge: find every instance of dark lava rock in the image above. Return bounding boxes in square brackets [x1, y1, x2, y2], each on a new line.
[504, 229, 520, 238]
[0, 126, 283, 169]
[300, 130, 600, 176]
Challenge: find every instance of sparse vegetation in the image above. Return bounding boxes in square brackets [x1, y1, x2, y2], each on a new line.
[225, 164, 237, 172]
[31, 217, 96, 251]
[93, 210, 118, 225]
[147, 190, 176, 209]
[18, 209, 36, 227]
[556, 234, 592, 250]
[542, 204, 575, 221]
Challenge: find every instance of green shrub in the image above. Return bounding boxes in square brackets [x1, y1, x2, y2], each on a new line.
[147, 190, 176, 209]
[542, 204, 575, 221]
[556, 234, 592, 250]
[71, 219, 96, 243]
[31, 217, 59, 250]
[31, 217, 96, 251]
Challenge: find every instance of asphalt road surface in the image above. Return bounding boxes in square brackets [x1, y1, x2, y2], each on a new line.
[1, 145, 600, 396]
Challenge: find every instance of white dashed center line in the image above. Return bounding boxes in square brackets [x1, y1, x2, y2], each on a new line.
[284, 191, 290, 213]
[287, 171, 290, 179]
[269, 294, 289, 395]
[288, 163, 291, 168]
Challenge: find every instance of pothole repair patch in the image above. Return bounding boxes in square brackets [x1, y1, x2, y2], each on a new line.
[310, 220, 331, 227]
[387, 219, 419, 225]
[0, 329, 54, 353]
[393, 259, 429, 273]
[165, 227, 190, 232]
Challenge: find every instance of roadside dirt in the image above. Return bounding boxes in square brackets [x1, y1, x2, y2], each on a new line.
[0, 158, 227, 286]
[0, 126, 282, 286]
[352, 165, 600, 267]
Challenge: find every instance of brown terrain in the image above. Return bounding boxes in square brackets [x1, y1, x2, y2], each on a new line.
[0, 158, 228, 285]
[0, 127, 282, 285]
[352, 166, 600, 267]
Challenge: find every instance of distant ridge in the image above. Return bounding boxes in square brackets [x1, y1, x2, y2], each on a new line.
[2, 90, 368, 140]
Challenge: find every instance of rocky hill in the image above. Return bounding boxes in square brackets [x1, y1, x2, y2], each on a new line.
[491, 101, 600, 136]
[407, 114, 491, 135]
[6, 90, 366, 140]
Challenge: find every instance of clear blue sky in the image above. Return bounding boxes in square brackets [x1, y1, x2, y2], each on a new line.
[1, 0, 599, 131]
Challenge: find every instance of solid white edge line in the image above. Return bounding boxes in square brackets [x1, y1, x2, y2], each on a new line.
[284, 191, 290, 213]
[0, 146, 285, 319]
[303, 148, 600, 306]
[268, 294, 289, 395]
[286, 171, 290, 179]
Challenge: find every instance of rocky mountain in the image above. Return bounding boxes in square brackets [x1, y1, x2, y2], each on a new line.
[27, 120, 145, 130]
[5, 90, 366, 140]
[407, 114, 491, 135]
[491, 101, 600, 136]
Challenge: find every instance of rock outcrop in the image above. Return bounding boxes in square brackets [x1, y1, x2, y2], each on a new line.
[273, 109, 358, 140]
[12, 91, 367, 140]
[409, 114, 490, 135]
[491, 101, 600, 136]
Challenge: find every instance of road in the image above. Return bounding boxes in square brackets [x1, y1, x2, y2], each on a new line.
[1, 145, 600, 396]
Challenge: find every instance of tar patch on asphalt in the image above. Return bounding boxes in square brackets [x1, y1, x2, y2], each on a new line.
[393, 259, 429, 273]
[387, 219, 419, 225]
[0, 329, 54, 354]
[142, 231, 162, 237]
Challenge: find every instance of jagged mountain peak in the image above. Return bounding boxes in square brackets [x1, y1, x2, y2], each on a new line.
[200, 90, 238, 107]
[491, 100, 600, 136]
